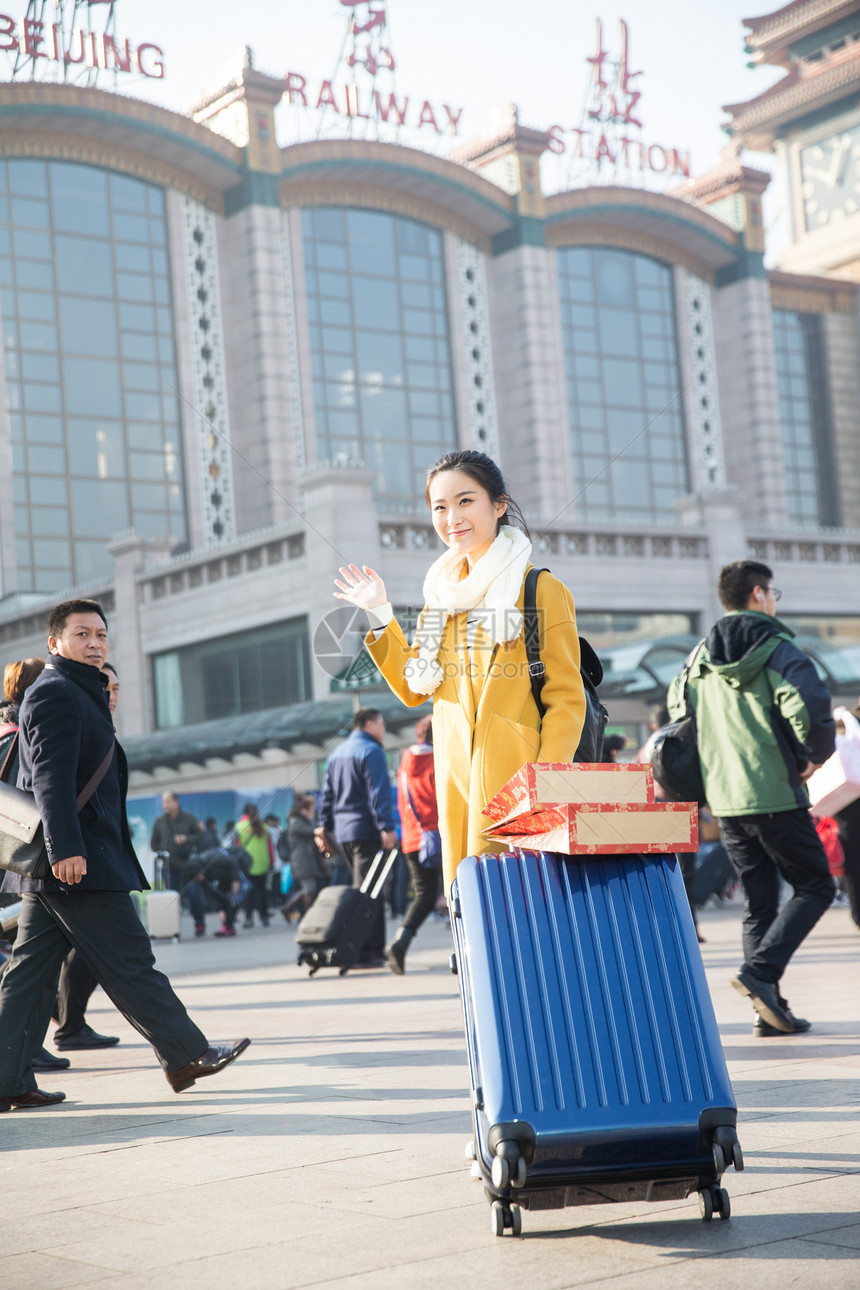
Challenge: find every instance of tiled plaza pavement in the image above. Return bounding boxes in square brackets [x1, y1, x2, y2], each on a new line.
[2, 890, 859, 1289]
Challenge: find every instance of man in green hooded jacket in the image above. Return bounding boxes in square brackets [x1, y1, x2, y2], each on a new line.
[668, 560, 835, 1036]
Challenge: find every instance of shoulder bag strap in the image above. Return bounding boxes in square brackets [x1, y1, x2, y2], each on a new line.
[523, 566, 547, 718]
[76, 740, 116, 812]
[0, 729, 18, 784]
[402, 776, 426, 831]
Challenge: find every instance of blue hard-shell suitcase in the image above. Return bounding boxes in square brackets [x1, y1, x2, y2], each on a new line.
[450, 850, 743, 1237]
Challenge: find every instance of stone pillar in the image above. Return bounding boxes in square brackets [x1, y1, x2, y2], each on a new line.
[300, 465, 381, 701]
[444, 232, 500, 460]
[711, 275, 789, 526]
[676, 488, 746, 626]
[175, 195, 237, 546]
[486, 243, 575, 525]
[106, 533, 177, 738]
[218, 204, 299, 535]
[674, 269, 727, 495]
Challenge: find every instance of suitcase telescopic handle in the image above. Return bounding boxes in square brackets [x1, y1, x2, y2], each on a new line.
[358, 849, 398, 899]
[370, 849, 398, 900]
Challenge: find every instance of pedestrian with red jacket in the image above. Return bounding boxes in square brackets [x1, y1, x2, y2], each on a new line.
[387, 716, 442, 974]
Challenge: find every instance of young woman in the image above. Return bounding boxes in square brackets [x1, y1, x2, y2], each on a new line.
[233, 803, 274, 928]
[334, 450, 586, 891]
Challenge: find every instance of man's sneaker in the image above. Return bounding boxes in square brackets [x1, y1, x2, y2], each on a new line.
[730, 969, 794, 1033]
[194, 923, 206, 938]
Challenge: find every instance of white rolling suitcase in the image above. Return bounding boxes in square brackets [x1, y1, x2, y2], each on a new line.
[141, 854, 181, 942]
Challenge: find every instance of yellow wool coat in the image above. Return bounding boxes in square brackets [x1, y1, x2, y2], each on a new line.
[365, 567, 586, 891]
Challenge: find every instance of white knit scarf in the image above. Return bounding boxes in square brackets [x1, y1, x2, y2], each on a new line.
[404, 526, 533, 696]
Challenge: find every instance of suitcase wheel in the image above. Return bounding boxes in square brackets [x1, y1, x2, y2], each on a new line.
[713, 1126, 743, 1175]
[699, 1185, 730, 1222]
[338, 967, 349, 976]
[464, 1138, 476, 1161]
[491, 1139, 528, 1191]
[490, 1200, 522, 1237]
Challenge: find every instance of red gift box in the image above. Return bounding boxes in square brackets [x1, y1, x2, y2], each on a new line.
[484, 800, 698, 854]
[483, 761, 655, 827]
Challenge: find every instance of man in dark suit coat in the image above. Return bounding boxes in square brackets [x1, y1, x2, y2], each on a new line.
[0, 599, 250, 1111]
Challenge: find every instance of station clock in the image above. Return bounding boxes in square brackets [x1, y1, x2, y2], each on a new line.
[800, 123, 860, 229]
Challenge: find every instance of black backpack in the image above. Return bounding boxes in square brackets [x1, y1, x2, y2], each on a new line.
[649, 643, 707, 806]
[523, 567, 608, 763]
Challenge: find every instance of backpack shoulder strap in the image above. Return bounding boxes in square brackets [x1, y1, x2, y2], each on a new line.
[523, 566, 548, 717]
[678, 639, 706, 714]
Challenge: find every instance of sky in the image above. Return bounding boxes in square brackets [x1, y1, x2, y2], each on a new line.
[73, 0, 784, 178]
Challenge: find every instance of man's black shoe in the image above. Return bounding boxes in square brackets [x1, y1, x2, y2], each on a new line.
[54, 1024, 120, 1051]
[0, 1089, 66, 1112]
[31, 1046, 71, 1071]
[166, 1038, 251, 1093]
[753, 1015, 812, 1036]
[753, 994, 811, 1036]
[731, 970, 794, 1032]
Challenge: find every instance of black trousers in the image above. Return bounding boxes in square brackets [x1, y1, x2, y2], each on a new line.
[245, 873, 270, 925]
[341, 838, 385, 959]
[0, 891, 207, 1096]
[55, 948, 98, 1039]
[400, 852, 443, 938]
[720, 808, 835, 984]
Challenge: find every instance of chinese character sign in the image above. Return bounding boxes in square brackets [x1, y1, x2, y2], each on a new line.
[548, 18, 689, 183]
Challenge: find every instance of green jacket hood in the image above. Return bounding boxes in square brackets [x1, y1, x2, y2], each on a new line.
[694, 612, 794, 690]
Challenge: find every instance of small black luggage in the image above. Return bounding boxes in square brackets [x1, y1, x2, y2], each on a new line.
[296, 849, 396, 975]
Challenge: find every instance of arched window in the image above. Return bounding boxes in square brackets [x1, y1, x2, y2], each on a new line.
[0, 159, 186, 592]
[557, 246, 688, 521]
[301, 207, 457, 508]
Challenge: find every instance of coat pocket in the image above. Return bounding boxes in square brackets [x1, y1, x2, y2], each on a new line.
[81, 791, 107, 834]
[479, 712, 540, 807]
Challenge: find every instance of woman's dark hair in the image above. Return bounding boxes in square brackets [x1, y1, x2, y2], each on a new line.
[424, 450, 530, 538]
[289, 793, 316, 820]
[242, 802, 266, 837]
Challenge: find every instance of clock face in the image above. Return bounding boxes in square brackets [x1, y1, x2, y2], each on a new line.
[800, 124, 860, 230]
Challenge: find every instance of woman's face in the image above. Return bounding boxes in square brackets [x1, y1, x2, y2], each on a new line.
[428, 468, 507, 565]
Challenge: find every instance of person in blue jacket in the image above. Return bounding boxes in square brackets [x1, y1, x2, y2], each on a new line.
[317, 708, 398, 968]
